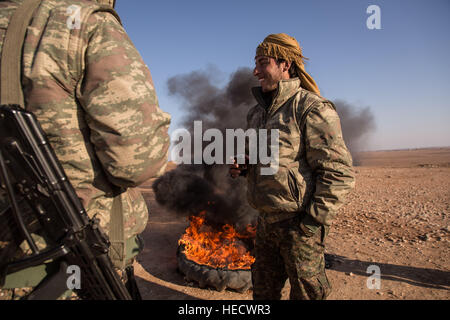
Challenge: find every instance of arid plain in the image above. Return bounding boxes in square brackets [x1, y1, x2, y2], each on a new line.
[134, 147, 450, 300]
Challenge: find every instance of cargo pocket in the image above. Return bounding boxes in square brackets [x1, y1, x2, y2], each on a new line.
[123, 188, 148, 238]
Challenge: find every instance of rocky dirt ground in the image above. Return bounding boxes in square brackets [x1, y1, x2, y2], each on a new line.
[134, 147, 450, 300]
[1, 147, 449, 300]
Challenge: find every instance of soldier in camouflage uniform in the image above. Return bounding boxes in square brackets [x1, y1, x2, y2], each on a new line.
[230, 33, 355, 300]
[0, 0, 170, 297]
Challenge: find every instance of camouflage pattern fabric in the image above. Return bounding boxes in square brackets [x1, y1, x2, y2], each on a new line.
[252, 215, 331, 300]
[0, 0, 171, 242]
[246, 78, 355, 235]
[246, 78, 354, 299]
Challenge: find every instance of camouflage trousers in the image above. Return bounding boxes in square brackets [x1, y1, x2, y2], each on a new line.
[252, 215, 331, 300]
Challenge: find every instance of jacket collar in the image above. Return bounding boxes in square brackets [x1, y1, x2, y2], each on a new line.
[252, 78, 302, 116]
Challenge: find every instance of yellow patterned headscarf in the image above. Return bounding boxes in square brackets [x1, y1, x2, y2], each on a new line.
[256, 33, 320, 95]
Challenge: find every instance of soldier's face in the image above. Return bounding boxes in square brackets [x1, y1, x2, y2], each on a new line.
[253, 56, 288, 92]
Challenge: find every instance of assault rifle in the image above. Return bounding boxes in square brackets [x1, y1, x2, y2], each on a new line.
[0, 104, 133, 300]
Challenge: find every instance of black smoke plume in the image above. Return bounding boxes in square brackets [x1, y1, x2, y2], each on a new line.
[153, 67, 259, 229]
[167, 67, 257, 132]
[152, 67, 375, 227]
[333, 100, 376, 164]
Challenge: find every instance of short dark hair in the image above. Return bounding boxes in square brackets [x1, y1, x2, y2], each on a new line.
[276, 58, 298, 78]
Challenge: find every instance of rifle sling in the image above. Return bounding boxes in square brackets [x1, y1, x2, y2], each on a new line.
[0, 0, 41, 106]
[109, 194, 126, 269]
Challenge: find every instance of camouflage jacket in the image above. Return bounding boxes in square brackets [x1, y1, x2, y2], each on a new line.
[246, 78, 355, 235]
[0, 0, 171, 239]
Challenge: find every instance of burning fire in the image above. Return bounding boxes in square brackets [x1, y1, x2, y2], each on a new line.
[178, 211, 256, 270]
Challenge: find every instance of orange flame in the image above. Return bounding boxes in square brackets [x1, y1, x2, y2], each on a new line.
[178, 211, 256, 270]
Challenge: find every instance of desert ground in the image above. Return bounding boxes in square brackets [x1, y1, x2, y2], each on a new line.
[134, 147, 450, 300]
[1, 147, 448, 301]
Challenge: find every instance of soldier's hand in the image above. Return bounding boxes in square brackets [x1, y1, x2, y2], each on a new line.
[229, 155, 248, 178]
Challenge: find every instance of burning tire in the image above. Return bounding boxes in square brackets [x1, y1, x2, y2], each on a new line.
[176, 212, 255, 293]
[177, 244, 252, 293]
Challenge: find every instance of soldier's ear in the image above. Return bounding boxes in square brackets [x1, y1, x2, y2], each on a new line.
[283, 61, 292, 73]
[279, 61, 291, 74]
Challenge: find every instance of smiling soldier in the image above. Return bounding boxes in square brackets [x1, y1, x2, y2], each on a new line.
[230, 33, 355, 300]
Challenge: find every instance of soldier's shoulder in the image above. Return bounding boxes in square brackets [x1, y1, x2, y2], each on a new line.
[300, 89, 329, 105]
[299, 89, 336, 113]
[44, 0, 116, 22]
[46, 0, 102, 9]
[28, 0, 88, 16]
